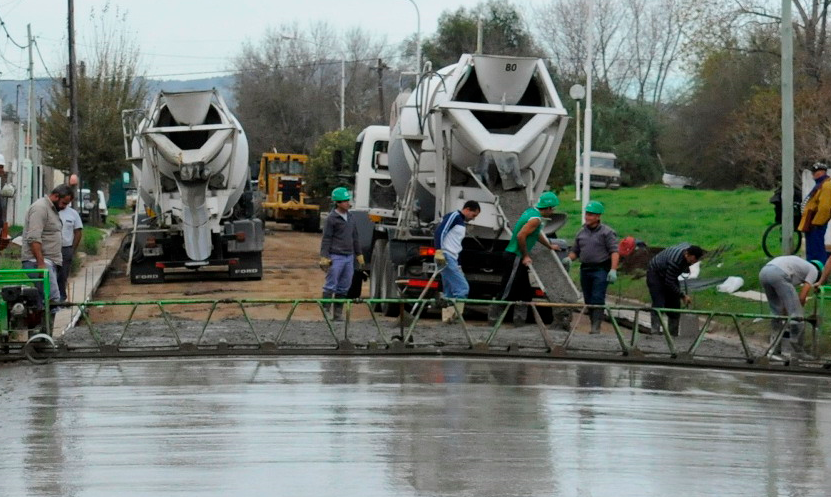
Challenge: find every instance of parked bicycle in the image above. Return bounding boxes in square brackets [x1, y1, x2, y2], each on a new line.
[762, 187, 803, 258]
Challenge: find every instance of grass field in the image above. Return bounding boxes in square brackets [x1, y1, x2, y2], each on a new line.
[552, 185, 798, 319]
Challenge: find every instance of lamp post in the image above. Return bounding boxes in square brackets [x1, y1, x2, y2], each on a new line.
[405, 0, 421, 75]
[580, 0, 595, 224]
[569, 84, 585, 201]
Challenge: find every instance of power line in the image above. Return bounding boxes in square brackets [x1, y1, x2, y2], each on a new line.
[32, 38, 57, 81]
[0, 15, 26, 49]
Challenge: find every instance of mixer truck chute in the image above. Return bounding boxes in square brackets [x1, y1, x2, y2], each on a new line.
[122, 89, 264, 283]
[351, 54, 581, 319]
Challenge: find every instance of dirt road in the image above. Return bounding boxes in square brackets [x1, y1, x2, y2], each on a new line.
[92, 223, 350, 323]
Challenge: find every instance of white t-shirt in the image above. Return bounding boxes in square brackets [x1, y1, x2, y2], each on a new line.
[767, 255, 819, 286]
[59, 206, 83, 248]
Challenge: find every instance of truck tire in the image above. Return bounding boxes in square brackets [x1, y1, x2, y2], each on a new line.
[303, 213, 321, 232]
[369, 239, 387, 312]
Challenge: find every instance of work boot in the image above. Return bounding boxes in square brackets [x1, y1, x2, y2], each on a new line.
[590, 309, 603, 334]
[333, 294, 347, 321]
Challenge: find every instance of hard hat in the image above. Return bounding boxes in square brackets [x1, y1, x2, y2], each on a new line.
[331, 187, 351, 202]
[586, 200, 605, 214]
[535, 191, 560, 209]
[811, 259, 825, 274]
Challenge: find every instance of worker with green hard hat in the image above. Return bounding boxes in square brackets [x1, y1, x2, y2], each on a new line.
[562, 199, 620, 334]
[490, 191, 562, 325]
[319, 186, 364, 320]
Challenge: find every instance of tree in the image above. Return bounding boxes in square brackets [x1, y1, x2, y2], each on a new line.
[422, 1, 543, 69]
[232, 23, 393, 161]
[306, 127, 358, 202]
[39, 3, 147, 224]
[533, 0, 715, 105]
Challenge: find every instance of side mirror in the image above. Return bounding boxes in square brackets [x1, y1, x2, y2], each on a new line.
[332, 150, 344, 172]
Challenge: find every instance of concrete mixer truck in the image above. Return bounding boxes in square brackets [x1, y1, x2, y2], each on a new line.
[122, 89, 264, 283]
[350, 54, 579, 318]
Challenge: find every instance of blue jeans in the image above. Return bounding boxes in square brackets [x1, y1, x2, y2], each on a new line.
[580, 266, 609, 305]
[323, 253, 354, 295]
[441, 255, 469, 299]
[22, 260, 61, 308]
[806, 226, 829, 262]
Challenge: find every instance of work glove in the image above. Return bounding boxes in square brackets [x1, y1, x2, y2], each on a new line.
[560, 257, 572, 270]
[319, 257, 332, 271]
[434, 249, 447, 267]
[607, 269, 618, 283]
[356, 254, 365, 267]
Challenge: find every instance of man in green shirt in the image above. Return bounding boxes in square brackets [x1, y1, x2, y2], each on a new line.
[490, 192, 560, 325]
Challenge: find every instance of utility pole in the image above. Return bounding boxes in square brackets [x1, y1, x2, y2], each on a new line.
[781, 0, 794, 254]
[68, 0, 81, 197]
[376, 58, 386, 124]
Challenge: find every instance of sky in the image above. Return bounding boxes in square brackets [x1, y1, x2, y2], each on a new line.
[0, 0, 542, 81]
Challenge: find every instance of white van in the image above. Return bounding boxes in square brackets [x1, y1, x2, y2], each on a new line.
[80, 188, 108, 223]
[585, 151, 621, 189]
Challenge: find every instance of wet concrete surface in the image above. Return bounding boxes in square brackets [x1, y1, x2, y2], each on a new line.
[2, 357, 831, 496]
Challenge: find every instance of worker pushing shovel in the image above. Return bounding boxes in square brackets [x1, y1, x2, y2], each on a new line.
[433, 201, 481, 323]
[489, 192, 561, 326]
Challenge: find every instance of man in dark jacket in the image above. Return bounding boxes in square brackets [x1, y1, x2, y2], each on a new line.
[646, 243, 704, 336]
[319, 187, 364, 320]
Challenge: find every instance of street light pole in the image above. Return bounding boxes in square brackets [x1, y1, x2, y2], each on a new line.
[580, 0, 594, 224]
[406, 0, 421, 75]
[569, 84, 585, 201]
[340, 59, 345, 130]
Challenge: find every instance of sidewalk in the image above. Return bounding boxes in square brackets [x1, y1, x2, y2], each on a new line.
[52, 226, 127, 338]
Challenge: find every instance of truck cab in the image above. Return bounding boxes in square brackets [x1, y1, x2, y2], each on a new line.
[352, 125, 394, 216]
[586, 152, 621, 189]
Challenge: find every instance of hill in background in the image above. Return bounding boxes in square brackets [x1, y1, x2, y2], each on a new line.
[0, 75, 235, 120]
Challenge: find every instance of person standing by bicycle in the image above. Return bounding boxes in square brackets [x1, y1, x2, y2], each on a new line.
[798, 162, 831, 261]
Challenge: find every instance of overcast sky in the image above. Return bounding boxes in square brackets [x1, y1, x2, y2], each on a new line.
[0, 0, 543, 81]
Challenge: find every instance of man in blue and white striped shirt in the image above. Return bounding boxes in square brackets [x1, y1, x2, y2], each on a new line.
[434, 201, 481, 323]
[646, 242, 704, 336]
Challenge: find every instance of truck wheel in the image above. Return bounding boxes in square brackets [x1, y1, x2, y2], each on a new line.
[369, 239, 387, 311]
[381, 245, 401, 317]
[303, 213, 321, 232]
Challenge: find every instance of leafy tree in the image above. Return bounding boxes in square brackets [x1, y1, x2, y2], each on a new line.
[39, 3, 146, 224]
[306, 127, 359, 203]
[422, 1, 543, 68]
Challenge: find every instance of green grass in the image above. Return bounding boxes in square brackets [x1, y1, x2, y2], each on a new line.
[81, 227, 107, 256]
[554, 185, 782, 319]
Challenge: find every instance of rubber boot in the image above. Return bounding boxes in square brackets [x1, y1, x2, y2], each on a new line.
[668, 314, 680, 337]
[333, 294, 347, 321]
[322, 291, 334, 319]
[590, 309, 603, 334]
